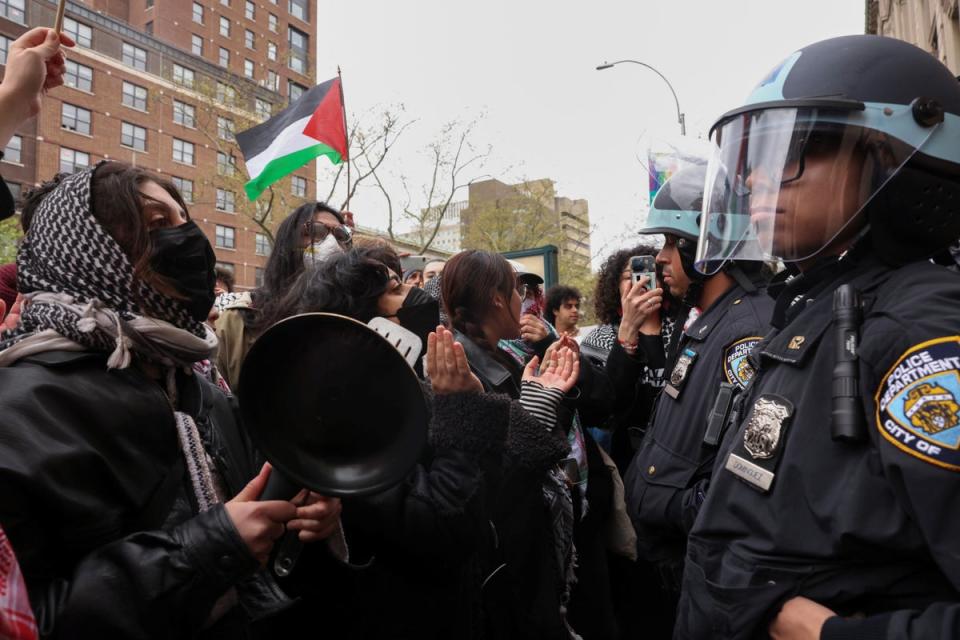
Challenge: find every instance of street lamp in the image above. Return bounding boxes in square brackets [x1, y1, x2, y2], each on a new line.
[596, 60, 686, 136]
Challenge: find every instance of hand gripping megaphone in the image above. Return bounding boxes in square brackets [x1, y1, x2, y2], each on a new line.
[238, 313, 428, 575]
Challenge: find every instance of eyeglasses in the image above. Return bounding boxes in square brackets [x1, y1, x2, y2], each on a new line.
[302, 221, 353, 246]
[516, 282, 528, 298]
[734, 127, 848, 196]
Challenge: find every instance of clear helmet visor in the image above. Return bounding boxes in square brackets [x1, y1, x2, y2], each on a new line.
[695, 107, 937, 274]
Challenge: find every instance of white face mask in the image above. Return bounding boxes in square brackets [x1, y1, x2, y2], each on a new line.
[303, 233, 344, 265]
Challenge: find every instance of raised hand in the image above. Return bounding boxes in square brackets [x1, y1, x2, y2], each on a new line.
[619, 277, 663, 344]
[519, 314, 549, 343]
[523, 346, 579, 395]
[425, 325, 483, 394]
[1, 28, 75, 121]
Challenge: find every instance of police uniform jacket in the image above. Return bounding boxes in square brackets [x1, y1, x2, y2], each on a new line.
[623, 281, 773, 575]
[676, 256, 960, 639]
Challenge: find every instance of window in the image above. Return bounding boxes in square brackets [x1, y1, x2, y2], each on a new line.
[219, 0, 229, 5]
[63, 18, 92, 48]
[291, 175, 307, 197]
[218, 47, 230, 68]
[192, 2, 204, 24]
[172, 177, 193, 203]
[255, 99, 272, 119]
[288, 80, 306, 102]
[215, 225, 235, 249]
[216, 188, 235, 212]
[121, 122, 147, 151]
[173, 100, 195, 127]
[61, 103, 92, 135]
[244, 29, 255, 49]
[60, 147, 90, 173]
[173, 64, 194, 88]
[287, 27, 308, 74]
[254, 267, 264, 288]
[245, 0, 255, 20]
[191, 34, 203, 56]
[121, 81, 147, 110]
[0, 0, 25, 24]
[255, 233, 270, 256]
[121, 42, 147, 71]
[4, 135, 21, 163]
[0, 35, 9, 65]
[219, 16, 230, 37]
[289, 0, 308, 21]
[217, 116, 234, 141]
[267, 70, 279, 91]
[65, 60, 93, 92]
[243, 59, 254, 78]
[217, 151, 236, 176]
[268, 13, 277, 32]
[267, 41, 277, 61]
[146, 0, 153, 7]
[172, 138, 195, 165]
[216, 82, 236, 104]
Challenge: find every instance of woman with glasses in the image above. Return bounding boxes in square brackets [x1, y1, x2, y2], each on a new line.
[215, 201, 352, 390]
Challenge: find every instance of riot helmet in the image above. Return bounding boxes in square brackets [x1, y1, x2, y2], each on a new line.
[640, 163, 707, 281]
[696, 35, 960, 274]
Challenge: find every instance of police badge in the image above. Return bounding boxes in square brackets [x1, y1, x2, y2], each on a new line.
[665, 348, 698, 399]
[725, 394, 795, 492]
[743, 397, 792, 459]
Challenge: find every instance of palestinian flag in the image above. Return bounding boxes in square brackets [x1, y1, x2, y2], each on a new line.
[237, 77, 347, 200]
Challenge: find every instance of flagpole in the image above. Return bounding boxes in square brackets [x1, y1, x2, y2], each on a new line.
[338, 66, 351, 212]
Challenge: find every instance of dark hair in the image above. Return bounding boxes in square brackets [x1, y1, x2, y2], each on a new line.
[263, 249, 392, 328]
[594, 244, 661, 325]
[544, 285, 581, 325]
[441, 249, 516, 363]
[252, 201, 343, 332]
[215, 266, 235, 292]
[21, 173, 71, 233]
[356, 242, 402, 278]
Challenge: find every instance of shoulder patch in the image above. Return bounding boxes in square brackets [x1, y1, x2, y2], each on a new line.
[876, 336, 960, 471]
[724, 336, 762, 389]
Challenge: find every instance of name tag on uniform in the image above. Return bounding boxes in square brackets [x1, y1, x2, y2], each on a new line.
[725, 394, 794, 492]
[665, 348, 697, 399]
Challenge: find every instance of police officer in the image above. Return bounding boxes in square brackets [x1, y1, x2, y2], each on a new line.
[620, 165, 773, 633]
[676, 35, 960, 639]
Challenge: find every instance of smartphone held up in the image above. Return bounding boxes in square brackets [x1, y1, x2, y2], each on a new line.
[630, 255, 657, 291]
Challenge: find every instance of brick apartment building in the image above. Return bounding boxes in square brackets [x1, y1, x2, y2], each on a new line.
[0, 0, 318, 289]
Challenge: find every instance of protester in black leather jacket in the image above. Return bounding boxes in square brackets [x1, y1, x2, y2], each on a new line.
[0, 163, 340, 639]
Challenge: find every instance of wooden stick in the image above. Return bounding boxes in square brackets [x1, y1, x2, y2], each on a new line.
[54, 0, 67, 34]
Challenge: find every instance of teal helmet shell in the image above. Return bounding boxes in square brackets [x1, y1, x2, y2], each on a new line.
[639, 164, 706, 241]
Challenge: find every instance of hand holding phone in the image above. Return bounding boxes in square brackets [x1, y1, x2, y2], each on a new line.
[630, 255, 657, 291]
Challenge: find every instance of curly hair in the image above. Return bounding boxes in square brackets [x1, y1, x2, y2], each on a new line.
[593, 243, 662, 325]
[544, 285, 581, 326]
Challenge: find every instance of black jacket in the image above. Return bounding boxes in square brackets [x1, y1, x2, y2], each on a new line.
[455, 333, 575, 639]
[677, 258, 960, 639]
[0, 351, 288, 639]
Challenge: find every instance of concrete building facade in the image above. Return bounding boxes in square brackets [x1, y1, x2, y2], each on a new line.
[867, 0, 960, 73]
[0, 0, 318, 289]
[461, 177, 591, 267]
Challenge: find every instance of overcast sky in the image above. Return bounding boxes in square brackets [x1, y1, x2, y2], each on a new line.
[317, 0, 866, 267]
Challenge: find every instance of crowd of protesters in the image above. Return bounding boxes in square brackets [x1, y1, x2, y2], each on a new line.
[1, 23, 960, 640]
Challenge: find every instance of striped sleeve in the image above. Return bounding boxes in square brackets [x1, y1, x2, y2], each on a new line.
[519, 380, 565, 430]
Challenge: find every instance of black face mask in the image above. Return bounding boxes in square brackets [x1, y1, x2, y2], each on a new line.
[148, 221, 217, 322]
[390, 286, 439, 377]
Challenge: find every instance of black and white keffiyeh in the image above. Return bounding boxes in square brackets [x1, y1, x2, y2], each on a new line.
[0, 163, 215, 368]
